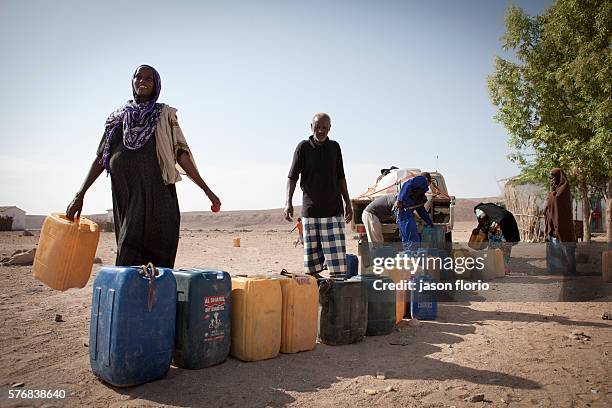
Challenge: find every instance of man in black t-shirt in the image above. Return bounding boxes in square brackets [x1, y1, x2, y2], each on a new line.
[284, 113, 353, 278]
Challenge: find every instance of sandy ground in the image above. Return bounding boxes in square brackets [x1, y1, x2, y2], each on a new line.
[0, 221, 611, 408]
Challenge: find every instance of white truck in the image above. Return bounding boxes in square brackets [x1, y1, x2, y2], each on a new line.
[350, 167, 455, 269]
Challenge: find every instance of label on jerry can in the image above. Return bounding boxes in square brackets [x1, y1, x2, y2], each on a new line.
[203, 296, 226, 342]
[295, 276, 311, 285]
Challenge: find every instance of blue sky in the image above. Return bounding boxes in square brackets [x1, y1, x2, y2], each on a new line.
[0, 0, 553, 214]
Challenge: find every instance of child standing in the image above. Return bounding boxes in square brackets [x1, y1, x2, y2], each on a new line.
[291, 217, 304, 247]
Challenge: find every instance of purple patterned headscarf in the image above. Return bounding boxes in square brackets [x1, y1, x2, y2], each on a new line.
[99, 65, 164, 171]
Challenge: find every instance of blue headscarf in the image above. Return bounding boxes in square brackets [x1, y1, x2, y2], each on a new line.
[99, 65, 164, 171]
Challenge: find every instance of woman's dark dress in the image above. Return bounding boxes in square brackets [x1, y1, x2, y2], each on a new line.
[98, 126, 180, 268]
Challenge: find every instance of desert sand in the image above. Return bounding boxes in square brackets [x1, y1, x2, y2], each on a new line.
[0, 217, 611, 408]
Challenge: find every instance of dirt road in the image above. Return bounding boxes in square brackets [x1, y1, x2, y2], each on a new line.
[1, 224, 611, 407]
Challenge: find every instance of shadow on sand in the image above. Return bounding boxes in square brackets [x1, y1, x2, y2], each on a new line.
[95, 303, 612, 407]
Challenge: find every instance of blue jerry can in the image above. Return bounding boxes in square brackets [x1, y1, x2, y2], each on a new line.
[546, 240, 577, 276]
[410, 275, 437, 320]
[346, 254, 359, 278]
[421, 226, 445, 249]
[173, 269, 232, 369]
[89, 265, 177, 387]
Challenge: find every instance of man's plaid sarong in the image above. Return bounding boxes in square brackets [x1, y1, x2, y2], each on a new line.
[302, 215, 347, 277]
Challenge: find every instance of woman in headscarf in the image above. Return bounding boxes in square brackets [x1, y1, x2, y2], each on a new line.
[472, 203, 520, 274]
[66, 65, 221, 268]
[543, 168, 576, 275]
[544, 168, 575, 243]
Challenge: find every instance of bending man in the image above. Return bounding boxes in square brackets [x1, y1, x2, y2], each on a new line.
[394, 172, 434, 251]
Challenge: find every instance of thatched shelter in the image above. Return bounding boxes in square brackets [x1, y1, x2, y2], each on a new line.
[503, 180, 547, 242]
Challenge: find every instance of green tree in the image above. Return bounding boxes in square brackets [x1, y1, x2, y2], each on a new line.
[488, 0, 612, 243]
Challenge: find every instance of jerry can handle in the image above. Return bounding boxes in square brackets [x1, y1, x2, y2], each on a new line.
[139, 262, 159, 312]
[64, 212, 80, 226]
[317, 279, 332, 304]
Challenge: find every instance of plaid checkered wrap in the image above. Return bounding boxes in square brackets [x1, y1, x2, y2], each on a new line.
[302, 215, 347, 277]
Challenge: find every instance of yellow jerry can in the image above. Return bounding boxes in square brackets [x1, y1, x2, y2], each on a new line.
[278, 272, 318, 353]
[230, 275, 282, 362]
[477, 248, 505, 280]
[32, 214, 100, 290]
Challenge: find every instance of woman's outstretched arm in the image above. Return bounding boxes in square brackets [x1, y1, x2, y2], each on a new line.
[177, 151, 221, 208]
[66, 157, 104, 220]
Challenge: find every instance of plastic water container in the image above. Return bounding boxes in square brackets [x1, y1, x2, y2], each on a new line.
[231, 275, 282, 362]
[436, 249, 454, 281]
[475, 248, 505, 279]
[400, 249, 428, 278]
[346, 254, 359, 278]
[452, 248, 473, 280]
[371, 245, 398, 261]
[33, 214, 100, 290]
[403, 248, 428, 259]
[421, 225, 445, 249]
[432, 248, 455, 301]
[279, 273, 318, 353]
[371, 245, 398, 274]
[424, 253, 442, 282]
[349, 274, 396, 335]
[546, 240, 576, 276]
[318, 279, 368, 345]
[173, 269, 232, 369]
[410, 275, 437, 320]
[424, 248, 452, 280]
[384, 267, 411, 323]
[89, 265, 176, 387]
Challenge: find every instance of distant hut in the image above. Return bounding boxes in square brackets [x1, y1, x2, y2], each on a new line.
[0, 206, 26, 231]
